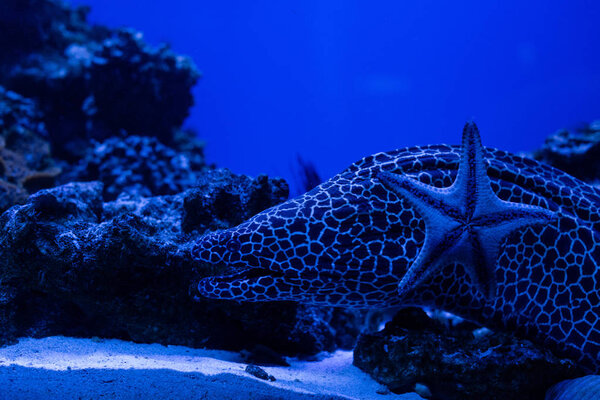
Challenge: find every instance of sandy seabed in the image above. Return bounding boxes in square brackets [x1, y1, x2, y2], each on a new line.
[0, 336, 422, 400]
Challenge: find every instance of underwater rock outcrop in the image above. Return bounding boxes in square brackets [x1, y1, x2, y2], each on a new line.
[0, 0, 367, 359]
[0, 86, 59, 213]
[534, 120, 600, 184]
[0, 179, 363, 355]
[0, 0, 199, 160]
[65, 134, 207, 201]
[353, 308, 584, 400]
[182, 169, 290, 233]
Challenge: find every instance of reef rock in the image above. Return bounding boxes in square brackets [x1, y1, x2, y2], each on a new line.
[182, 169, 289, 233]
[533, 120, 600, 184]
[0, 0, 372, 366]
[0, 0, 199, 160]
[65, 135, 206, 201]
[0, 0, 98, 60]
[0, 178, 362, 356]
[353, 307, 584, 400]
[0, 86, 59, 213]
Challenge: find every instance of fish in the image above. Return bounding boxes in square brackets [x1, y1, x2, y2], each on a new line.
[193, 122, 600, 373]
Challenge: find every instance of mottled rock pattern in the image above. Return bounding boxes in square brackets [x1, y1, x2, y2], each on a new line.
[533, 120, 600, 184]
[0, 180, 362, 356]
[245, 365, 276, 382]
[353, 308, 584, 400]
[182, 169, 289, 233]
[65, 135, 206, 201]
[0, 0, 199, 160]
[0, 87, 59, 212]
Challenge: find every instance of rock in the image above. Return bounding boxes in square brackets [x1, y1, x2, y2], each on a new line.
[0, 180, 364, 357]
[182, 169, 289, 233]
[353, 307, 584, 400]
[545, 375, 600, 400]
[0, 86, 59, 213]
[0, 0, 367, 357]
[0, 0, 98, 59]
[533, 120, 600, 184]
[65, 135, 206, 201]
[0, 0, 364, 368]
[413, 383, 432, 399]
[245, 364, 276, 382]
[0, 0, 200, 160]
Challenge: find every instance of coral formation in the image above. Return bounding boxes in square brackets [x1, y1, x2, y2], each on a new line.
[0, 87, 59, 213]
[353, 308, 583, 400]
[0, 0, 199, 160]
[534, 120, 600, 184]
[0, 180, 363, 355]
[182, 169, 289, 233]
[0, 0, 367, 359]
[66, 135, 206, 200]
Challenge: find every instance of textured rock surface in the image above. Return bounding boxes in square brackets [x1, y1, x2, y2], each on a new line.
[353, 307, 584, 400]
[0, 0, 199, 160]
[0, 0, 367, 358]
[65, 135, 206, 201]
[0, 0, 98, 59]
[0, 179, 364, 355]
[533, 120, 600, 184]
[0, 86, 59, 213]
[182, 169, 289, 233]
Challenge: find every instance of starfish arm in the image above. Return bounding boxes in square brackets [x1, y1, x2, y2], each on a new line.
[377, 171, 464, 220]
[397, 225, 465, 298]
[475, 212, 556, 271]
[380, 122, 559, 302]
[467, 230, 495, 297]
[451, 121, 487, 214]
[474, 208, 555, 227]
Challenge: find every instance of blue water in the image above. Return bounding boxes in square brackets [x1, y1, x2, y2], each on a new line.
[71, 0, 600, 193]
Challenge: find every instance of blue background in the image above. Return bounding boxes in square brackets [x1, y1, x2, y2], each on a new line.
[70, 0, 600, 193]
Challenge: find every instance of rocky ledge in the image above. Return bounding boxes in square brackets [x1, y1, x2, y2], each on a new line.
[353, 308, 584, 400]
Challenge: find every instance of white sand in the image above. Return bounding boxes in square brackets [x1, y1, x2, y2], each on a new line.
[0, 336, 422, 400]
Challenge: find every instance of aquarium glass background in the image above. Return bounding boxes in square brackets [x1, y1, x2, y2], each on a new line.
[69, 0, 600, 191]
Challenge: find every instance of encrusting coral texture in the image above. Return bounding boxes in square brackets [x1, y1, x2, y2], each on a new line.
[534, 120, 600, 185]
[0, 87, 59, 213]
[0, 180, 362, 354]
[0, 0, 199, 160]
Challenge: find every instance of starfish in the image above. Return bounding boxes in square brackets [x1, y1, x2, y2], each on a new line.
[376, 122, 555, 300]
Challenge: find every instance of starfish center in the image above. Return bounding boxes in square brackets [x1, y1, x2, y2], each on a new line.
[377, 122, 555, 300]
